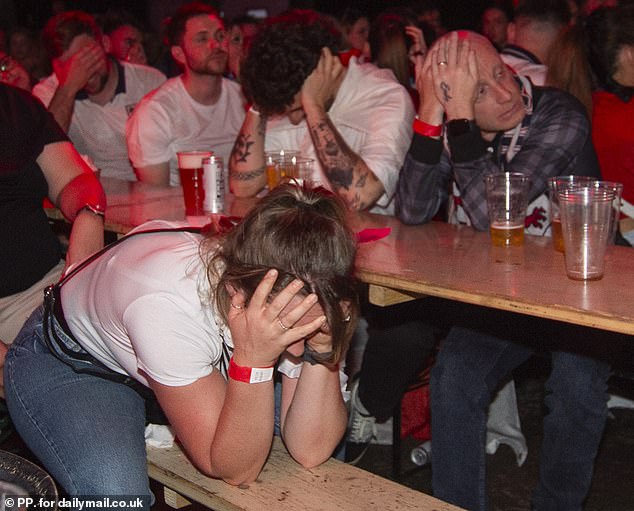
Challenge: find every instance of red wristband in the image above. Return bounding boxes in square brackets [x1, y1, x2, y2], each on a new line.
[58, 172, 107, 222]
[228, 357, 274, 384]
[413, 118, 442, 137]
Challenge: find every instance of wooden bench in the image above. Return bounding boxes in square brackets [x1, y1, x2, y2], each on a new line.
[147, 438, 464, 511]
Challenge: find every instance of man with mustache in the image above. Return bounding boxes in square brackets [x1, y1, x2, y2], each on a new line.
[33, 11, 166, 182]
[127, 2, 245, 186]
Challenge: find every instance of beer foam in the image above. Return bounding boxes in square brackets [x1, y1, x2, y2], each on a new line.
[177, 151, 213, 169]
[491, 222, 524, 230]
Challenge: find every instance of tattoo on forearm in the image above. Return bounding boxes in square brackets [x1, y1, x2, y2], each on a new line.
[308, 117, 355, 189]
[231, 133, 254, 163]
[440, 81, 452, 102]
[229, 167, 264, 181]
[328, 166, 354, 189]
[325, 139, 339, 157]
[257, 114, 267, 137]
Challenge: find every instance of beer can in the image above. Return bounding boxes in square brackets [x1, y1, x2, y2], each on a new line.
[410, 440, 432, 466]
[202, 156, 224, 213]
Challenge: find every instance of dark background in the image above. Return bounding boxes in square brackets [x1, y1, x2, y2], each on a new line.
[4, 0, 487, 33]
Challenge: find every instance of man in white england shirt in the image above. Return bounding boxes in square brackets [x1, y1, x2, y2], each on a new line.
[33, 10, 165, 181]
[126, 3, 245, 186]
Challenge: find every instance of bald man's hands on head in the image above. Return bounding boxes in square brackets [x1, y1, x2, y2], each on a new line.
[430, 31, 479, 121]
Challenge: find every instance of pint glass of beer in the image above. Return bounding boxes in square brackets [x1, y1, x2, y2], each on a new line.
[265, 150, 299, 190]
[177, 151, 212, 216]
[485, 172, 530, 247]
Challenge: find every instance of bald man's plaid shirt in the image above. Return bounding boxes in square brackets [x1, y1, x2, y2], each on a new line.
[395, 87, 600, 232]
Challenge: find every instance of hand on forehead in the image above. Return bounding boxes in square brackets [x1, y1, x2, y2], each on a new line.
[431, 30, 498, 65]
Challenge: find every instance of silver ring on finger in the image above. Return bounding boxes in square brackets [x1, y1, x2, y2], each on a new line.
[438, 60, 448, 66]
[230, 302, 243, 310]
[277, 317, 291, 331]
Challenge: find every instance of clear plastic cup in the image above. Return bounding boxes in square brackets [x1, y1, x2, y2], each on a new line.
[558, 186, 615, 280]
[589, 181, 623, 246]
[294, 157, 315, 186]
[548, 176, 598, 252]
[485, 172, 531, 247]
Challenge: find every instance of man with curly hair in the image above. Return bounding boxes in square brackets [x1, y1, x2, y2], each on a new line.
[229, 10, 415, 214]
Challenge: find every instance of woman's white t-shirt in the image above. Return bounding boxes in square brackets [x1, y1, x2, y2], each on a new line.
[61, 220, 228, 387]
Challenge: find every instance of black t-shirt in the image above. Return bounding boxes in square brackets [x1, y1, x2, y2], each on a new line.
[0, 84, 68, 296]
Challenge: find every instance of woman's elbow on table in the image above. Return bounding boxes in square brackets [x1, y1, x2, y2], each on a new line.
[206, 449, 267, 486]
[290, 450, 330, 469]
[285, 438, 336, 469]
[210, 463, 263, 486]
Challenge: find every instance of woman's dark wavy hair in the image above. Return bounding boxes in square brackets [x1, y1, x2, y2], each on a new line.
[339, 7, 367, 33]
[203, 183, 359, 366]
[369, 10, 417, 88]
[241, 10, 343, 116]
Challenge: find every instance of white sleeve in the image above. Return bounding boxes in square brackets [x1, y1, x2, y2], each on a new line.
[32, 77, 57, 108]
[358, 86, 415, 207]
[126, 100, 173, 168]
[123, 294, 222, 386]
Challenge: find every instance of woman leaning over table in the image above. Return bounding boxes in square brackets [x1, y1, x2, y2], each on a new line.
[4, 184, 359, 507]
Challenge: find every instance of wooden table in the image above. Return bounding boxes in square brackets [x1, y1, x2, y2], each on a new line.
[352, 213, 634, 336]
[46, 177, 256, 236]
[47, 178, 634, 335]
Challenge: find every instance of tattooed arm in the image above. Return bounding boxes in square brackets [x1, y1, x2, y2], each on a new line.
[302, 48, 385, 211]
[304, 108, 385, 211]
[229, 108, 267, 197]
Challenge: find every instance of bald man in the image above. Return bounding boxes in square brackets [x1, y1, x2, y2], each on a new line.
[395, 32, 606, 511]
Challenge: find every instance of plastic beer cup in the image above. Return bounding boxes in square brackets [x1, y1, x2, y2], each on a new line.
[589, 181, 623, 246]
[485, 172, 530, 247]
[547, 176, 598, 253]
[558, 186, 615, 280]
[177, 151, 212, 216]
[265, 150, 299, 190]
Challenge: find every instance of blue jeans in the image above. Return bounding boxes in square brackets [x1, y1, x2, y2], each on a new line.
[431, 326, 610, 511]
[5, 307, 152, 510]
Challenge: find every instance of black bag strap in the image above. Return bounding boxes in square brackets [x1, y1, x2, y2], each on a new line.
[44, 225, 206, 360]
[42, 226, 208, 426]
[59, 226, 206, 287]
[43, 225, 208, 381]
